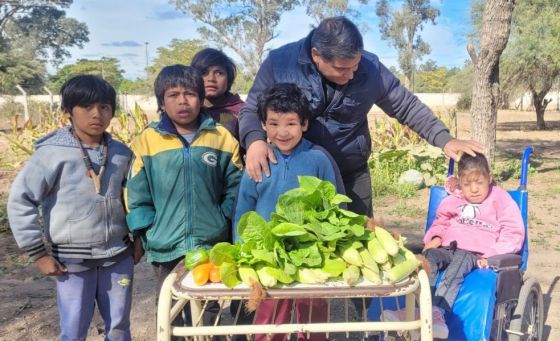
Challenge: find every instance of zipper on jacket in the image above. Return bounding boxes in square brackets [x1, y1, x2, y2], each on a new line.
[324, 83, 349, 118]
[183, 144, 193, 251]
[104, 196, 111, 256]
[283, 157, 289, 181]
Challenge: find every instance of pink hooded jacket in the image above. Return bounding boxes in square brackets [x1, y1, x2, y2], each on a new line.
[424, 184, 524, 258]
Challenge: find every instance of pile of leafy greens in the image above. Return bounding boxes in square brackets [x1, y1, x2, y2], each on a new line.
[205, 176, 418, 288]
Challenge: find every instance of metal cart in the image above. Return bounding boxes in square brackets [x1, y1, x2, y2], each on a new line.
[157, 260, 434, 341]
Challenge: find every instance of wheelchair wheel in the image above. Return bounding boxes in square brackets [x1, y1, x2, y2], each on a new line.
[507, 277, 544, 341]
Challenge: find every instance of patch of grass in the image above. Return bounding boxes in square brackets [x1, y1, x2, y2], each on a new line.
[0, 254, 29, 275]
[395, 183, 418, 198]
[528, 211, 545, 226]
[0, 193, 8, 234]
[389, 202, 424, 218]
[544, 186, 560, 197]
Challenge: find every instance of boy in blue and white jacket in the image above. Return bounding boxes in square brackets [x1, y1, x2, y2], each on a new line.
[234, 83, 344, 341]
[8, 75, 135, 341]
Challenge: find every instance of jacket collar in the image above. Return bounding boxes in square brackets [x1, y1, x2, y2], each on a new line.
[271, 138, 312, 159]
[156, 110, 216, 136]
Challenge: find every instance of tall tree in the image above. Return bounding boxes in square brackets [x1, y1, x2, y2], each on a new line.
[172, 0, 298, 78]
[304, 0, 369, 24]
[468, 0, 515, 162]
[414, 60, 448, 93]
[48, 58, 124, 92]
[501, 0, 560, 129]
[0, 0, 88, 94]
[375, 0, 439, 90]
[127, 39, 207, 95]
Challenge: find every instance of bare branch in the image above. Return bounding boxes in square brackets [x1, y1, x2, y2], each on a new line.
[467, 41, 478, 66]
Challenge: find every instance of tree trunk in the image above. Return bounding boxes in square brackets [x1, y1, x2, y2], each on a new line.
[469, 0, 515, 163]
[532, 90, 551, 130]
[403, 74, 411, 90]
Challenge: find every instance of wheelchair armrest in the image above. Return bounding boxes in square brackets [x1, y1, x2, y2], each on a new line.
[488, 254, 523, 304]
[488, 253, 522, 270]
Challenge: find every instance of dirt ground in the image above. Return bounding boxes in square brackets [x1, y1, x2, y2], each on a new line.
[0, 109, 558, 340]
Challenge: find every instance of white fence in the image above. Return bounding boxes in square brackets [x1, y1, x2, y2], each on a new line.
[1, 92, 559, 119]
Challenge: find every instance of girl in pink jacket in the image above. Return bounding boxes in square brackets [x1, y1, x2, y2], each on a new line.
[384, 153, 524, 339]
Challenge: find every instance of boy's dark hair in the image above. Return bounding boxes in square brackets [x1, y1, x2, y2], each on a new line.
[60, 75, 116, 116]
[458, 153, 491, 178]
[154, 64, 205, 112]
[191, 48, 237, 92]
[256, 83, 310, 124]
[311, 16, 363, 61]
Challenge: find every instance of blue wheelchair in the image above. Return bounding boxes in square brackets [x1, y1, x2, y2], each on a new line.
[368, 146, 544, 340]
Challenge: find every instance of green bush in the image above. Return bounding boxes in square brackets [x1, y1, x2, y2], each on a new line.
[369, 145, 447, 199]
[456, 93, 471, 110]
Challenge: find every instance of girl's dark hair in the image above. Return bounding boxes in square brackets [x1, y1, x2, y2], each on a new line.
[256, 83, 310, 124]
[191, 48, 237, 92]
[458, 153, 492, 179]
[154, 64, 204, 112]
[311, 16, 363, 61]
[60, 75, 116, 116]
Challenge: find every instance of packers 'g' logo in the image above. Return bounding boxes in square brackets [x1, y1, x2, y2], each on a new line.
[202, 152, 218, 167]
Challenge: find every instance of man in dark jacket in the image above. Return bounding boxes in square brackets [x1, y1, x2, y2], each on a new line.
[239, 16, 483, 217]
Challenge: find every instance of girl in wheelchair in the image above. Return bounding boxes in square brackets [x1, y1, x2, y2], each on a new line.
[384, 153, 525, 339]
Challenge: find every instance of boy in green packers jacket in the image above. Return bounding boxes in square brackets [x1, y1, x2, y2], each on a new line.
[126, 65, 242, 326]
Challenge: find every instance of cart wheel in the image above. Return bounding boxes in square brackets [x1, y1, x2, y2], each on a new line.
[507, 277, 544, 341]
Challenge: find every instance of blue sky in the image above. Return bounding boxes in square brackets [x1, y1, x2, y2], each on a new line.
[62, 0, 473, 80]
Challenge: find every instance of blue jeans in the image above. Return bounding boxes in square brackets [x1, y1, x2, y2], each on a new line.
[56, 256, 134, 341]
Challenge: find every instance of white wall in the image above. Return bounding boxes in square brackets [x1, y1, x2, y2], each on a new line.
[2, 91, 559, 118]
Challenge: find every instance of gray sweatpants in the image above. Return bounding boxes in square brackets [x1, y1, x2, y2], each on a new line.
[423, 247, 478, 312]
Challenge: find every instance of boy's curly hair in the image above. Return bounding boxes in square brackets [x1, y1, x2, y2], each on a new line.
[256, 83, 310, 124]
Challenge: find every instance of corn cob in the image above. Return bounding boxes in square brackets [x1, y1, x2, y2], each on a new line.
[367, 238, 389, 264]
[374, 226, 400, 256]
[359, 248, 380, 273]
[384, 259, 420, 284]
[361, 267, 382, 284]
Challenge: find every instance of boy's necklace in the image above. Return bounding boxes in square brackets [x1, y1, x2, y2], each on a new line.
[71, 128, 108, 194]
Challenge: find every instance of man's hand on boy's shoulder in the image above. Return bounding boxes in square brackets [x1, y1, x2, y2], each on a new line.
[35, 255, 67, 276]
[245, 140, 277, 182]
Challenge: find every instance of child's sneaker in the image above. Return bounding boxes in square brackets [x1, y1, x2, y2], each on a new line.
[381, 307, 449, 340]
[380, 308, 418, 321]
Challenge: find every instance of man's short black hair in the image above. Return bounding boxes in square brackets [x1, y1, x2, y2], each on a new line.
[257, 83, 310, 124]
[191, 48, 237, 92]
[154, 64, 205, 112]
[311, 16, 363, 61]
[60, 75, 116, 116]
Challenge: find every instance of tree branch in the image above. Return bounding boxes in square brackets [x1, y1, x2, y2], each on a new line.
[467, 40, 478, 66]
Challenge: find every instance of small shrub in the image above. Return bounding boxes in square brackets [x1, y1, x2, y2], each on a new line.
[456, 93, 471, 110]
[493, 159, 537, 182]
[395, 183, 418, 198]
[0, 193, 8, 234]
